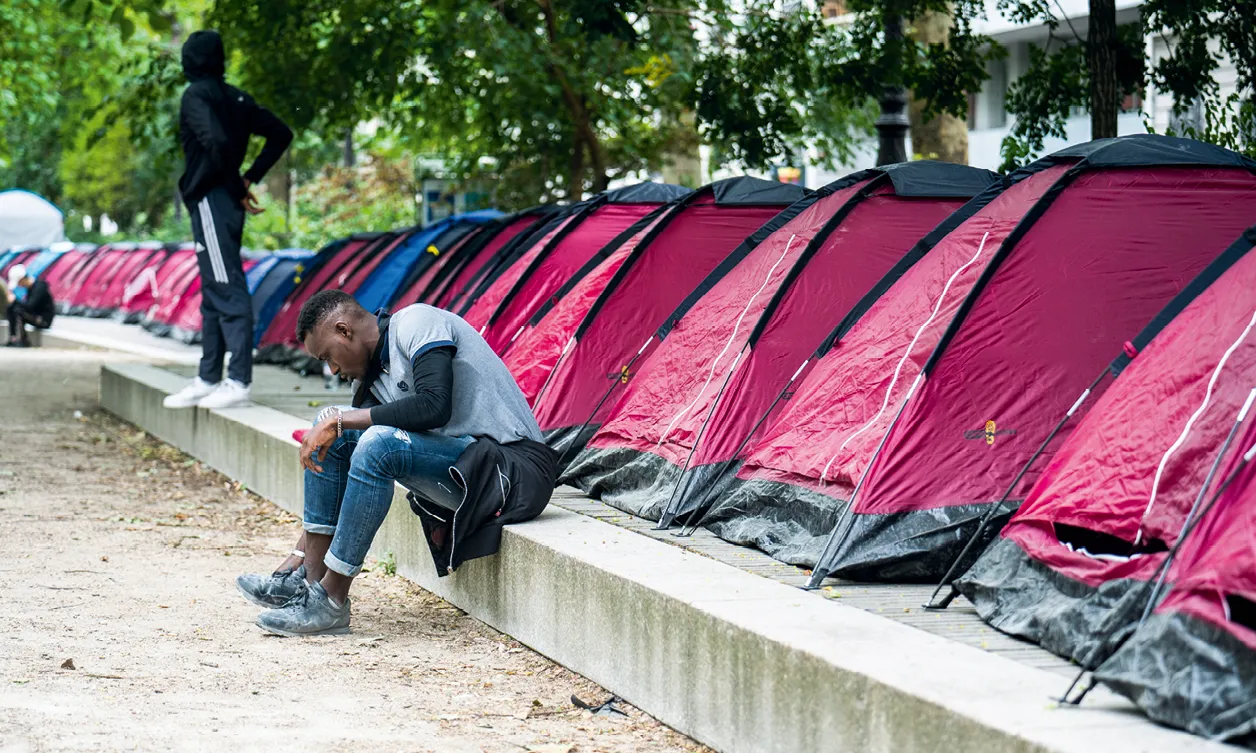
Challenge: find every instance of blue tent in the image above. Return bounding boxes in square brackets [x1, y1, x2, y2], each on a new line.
[353, 210, 501, 314]
[250, 247, 328, 347]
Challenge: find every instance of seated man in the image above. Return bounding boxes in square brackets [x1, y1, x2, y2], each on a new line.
[5, 265, 55, 348]
[237, 290, 556, 636]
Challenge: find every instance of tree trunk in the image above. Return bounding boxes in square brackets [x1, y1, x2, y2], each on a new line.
[568, 135, 586, 201]
[908, 9, 968, 163]
[537, 0, 606, 195]
[342, 130, 356, 167]
[1088, 0, 1119, 139]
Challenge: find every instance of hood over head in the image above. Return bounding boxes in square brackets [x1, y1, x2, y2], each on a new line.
[182, 30, 225, 82]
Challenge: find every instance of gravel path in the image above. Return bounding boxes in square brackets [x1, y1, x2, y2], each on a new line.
[0, 350, 708, 753]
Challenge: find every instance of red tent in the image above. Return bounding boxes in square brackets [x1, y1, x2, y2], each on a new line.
[143, 255, 203, 335]
[119, 244, 195, 323]
[563, 162, 998, 523]
[1096, 349, 1256, 740]
[431, 210, 554, 310]
[167, 257, 261, 343]
[65, 243, 135, 313]
[461, 183, 690, 349]
[504, 206, 678, 404]
[53, 245, 113, 312]
[956, 225, 1256, 670]
[704, 135, 1256, 583]
[43, 246, 96, 305]
[86, 242, 168, 316]
[257, 231, 404, 351]
[516, 176, 809, 454]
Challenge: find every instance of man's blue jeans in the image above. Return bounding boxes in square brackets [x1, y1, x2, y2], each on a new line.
[303, 422, 472, 577]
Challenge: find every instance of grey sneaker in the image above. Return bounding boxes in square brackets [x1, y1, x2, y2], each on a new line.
[255, 581, 350, 637]
[236, 565, 308, 608]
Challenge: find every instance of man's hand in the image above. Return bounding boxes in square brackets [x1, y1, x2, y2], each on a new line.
[242, 178, 264, 215]
[299, 418, 338, 474]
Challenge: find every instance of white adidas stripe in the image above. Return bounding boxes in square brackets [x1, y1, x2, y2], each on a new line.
[198, 198, 229, 284]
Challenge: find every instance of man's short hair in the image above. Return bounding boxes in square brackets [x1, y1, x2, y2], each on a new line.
[296, 290, 364, 342]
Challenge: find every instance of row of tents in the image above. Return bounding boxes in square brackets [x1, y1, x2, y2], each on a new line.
[6, 133, 1256, 739]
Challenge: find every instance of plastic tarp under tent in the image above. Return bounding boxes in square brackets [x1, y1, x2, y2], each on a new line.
[0, 190, 66, 250]
[461, 182, 691, 350]
[955, 225, 1256, 673]
[515, 176, 810, 458]
[563, 161, 998, 525]
[706, 135, 1256, 581]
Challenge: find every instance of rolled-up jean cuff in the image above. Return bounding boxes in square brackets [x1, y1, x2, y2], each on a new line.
[323, 550, 362, 578]
[302, 522, 337, 536]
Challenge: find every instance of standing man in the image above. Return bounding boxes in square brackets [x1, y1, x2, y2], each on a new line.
[164, 29, 292, 410]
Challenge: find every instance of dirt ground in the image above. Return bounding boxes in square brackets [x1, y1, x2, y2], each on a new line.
[0, 350, 709, 753]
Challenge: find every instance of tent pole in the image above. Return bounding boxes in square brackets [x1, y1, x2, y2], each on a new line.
[656, 350, 744, 529]
[678, 359, 810, 538]
[1061, 387, 1256, 706]
[923, 369, 1108, 611]
[805, 372, 924, 590]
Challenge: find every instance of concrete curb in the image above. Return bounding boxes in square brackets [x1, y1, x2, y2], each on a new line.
[101, 362, 1225, 753]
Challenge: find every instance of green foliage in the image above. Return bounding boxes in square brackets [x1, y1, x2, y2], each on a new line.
[693, 9, 875, 171]
[243, 157, 419, 251]
[1142, 0, 1256, 158]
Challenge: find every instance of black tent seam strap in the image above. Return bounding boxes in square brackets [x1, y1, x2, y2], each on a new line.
[454, 207, 577, 316]
[1111, 226, 1256, 376]
[918, 165, 1085, 376]
[570, 186, 726, 343]
[813, 169, 1027, 356]
[476, 198, 608, 325]
[422, 208, 553, 303]
[744, 174, 893, 349]
[652, 170, 887, 341]
[525, 204, 679, 328]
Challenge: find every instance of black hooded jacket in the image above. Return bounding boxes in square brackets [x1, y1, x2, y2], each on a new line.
[179, 30, 293, 207]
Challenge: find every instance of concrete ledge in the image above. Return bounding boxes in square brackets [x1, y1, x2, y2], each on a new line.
[101, 362, 1225, 753]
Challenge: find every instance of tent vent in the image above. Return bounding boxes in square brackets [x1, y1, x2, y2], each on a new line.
[1225, 594, 1256, 633]
[1053, 523, 1168, 559]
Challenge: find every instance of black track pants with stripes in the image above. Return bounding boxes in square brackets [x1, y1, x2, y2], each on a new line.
[189, 186, 254, 386]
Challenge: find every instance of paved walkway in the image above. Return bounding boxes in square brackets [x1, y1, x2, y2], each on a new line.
[0, 349, 707, 752]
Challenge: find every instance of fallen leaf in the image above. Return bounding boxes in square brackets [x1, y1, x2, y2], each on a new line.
[60, 659, 76, 670]
[100, 556, 109, 562]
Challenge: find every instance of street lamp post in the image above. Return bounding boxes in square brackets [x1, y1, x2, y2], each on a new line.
[875, 16, 910, 166]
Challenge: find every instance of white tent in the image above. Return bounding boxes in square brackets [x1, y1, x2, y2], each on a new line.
[0, 190, 66, 251]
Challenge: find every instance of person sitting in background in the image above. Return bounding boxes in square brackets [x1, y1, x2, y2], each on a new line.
[236, 290, 557, 636]
[5, 265, 55, 348]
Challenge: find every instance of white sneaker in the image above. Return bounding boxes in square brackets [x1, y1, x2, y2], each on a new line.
[163, 377, 218, 408]
[197, 379, 252, 409]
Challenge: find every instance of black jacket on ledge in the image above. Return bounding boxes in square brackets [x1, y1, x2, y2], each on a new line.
[408, 438, 558, 577]
[351, 314, 558, 577]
